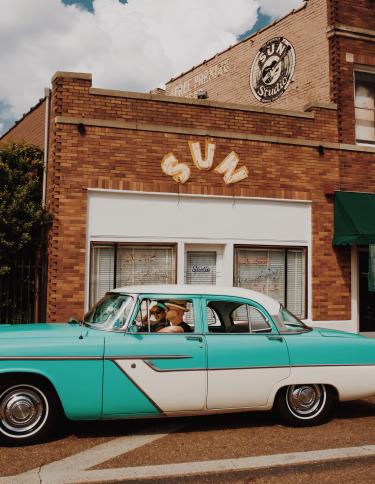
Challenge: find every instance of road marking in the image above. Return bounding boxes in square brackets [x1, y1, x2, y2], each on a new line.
[0, 422, 181, 484]
[4, 439, 375, 483]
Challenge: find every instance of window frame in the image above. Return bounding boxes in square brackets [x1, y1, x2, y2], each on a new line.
[233, 245, 308, 319]
[125, 294, 203, 334]
[354, 68, 375, 147]
[89, 242, 177, 306]
[202, 296, 278, 335]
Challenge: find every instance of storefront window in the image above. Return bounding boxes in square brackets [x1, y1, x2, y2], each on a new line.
[234, 247, 306, 318]
[185, 251, 217, 284]
[90, 244, 176, 305]
[355, 71, 375, 145]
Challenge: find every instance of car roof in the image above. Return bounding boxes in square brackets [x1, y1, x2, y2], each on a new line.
[111, 285, 281, 314]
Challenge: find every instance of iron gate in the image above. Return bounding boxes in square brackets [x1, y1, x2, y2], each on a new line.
[0, 253, 47, 324]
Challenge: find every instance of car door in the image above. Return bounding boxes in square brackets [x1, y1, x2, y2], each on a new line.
[102, 294, 207, 416]
[204, 296, 290, 409]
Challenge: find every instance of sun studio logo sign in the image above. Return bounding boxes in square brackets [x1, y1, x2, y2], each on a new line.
[250, 37, 296, 103]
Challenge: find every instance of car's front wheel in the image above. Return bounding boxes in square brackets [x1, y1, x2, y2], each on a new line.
[275, 384, 334, 426]
[0, 377, 58, 445]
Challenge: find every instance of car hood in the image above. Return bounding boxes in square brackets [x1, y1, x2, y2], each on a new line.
[0, 323, 105, 358]
[0, 322, 83, 339]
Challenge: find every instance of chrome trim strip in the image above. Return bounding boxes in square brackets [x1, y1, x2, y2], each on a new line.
[144, 361, 203, 372]
[106, 355, 192, 360]
[111, 360, 164, 414]
[145, 362, 375, 372]
[0, 356, 102, 361]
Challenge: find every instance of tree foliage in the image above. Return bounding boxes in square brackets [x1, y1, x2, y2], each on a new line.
[0, 142, 52, 275]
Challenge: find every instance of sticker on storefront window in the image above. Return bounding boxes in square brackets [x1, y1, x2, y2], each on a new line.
[250, 37, 296, 103]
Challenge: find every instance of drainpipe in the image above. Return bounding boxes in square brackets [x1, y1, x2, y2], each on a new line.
[42, 87, 51, 207]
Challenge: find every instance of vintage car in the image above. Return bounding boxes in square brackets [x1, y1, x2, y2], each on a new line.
[1, 284, 375, 445]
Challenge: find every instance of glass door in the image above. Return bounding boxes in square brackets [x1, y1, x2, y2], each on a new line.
[359, 247, 375, 332]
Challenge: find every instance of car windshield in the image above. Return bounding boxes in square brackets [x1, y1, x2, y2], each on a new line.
[84, 294, 133, 330]
[274, 306, 311, 333]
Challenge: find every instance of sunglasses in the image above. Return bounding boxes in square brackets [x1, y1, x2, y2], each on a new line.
[151, 307, 165, 315]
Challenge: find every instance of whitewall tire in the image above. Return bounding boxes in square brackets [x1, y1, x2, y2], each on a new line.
[275, 384, 334, 426]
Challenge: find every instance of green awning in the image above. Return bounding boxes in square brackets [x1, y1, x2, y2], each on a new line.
[333, 191, 375, 246]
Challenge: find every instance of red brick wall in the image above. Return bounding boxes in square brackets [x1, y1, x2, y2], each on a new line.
[327, 0, 375, 143]
[43, 73, 360, 323]
[329, 0, 375, 31]
[0, 100, 46, 149]
[166, 0, 331, 111]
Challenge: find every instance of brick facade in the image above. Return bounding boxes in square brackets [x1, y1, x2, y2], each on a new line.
[2, 0, 375, 328]
[44, 72, 371, 323]
[0, 99, 46, 149]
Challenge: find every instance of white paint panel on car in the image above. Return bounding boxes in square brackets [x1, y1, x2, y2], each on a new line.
[207, 367, 290, 409]
[115, 360, 206, 412]
[268, 365, 375, 404]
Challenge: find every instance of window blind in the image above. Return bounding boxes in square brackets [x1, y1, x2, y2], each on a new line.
[286, 249, 305, 318]
[235, 248, 285, 305]
[185, 251, 217, 285]
[234, 247, 306, 318]
[355, 73, 375, 144]
[91, 246, 115, 306]
[116, 246, 176, 286]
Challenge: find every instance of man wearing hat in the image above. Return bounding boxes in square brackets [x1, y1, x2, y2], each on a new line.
[140, 302, 168, 332]
[157, 300, 192, 333]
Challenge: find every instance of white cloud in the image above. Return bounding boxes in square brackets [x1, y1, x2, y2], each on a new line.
[259, 0, 304, 18]
[0, 0, 303, 135]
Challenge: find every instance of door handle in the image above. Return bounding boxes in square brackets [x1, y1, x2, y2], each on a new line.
[267, 335, 284, 342]
[186, 335, 203, 342]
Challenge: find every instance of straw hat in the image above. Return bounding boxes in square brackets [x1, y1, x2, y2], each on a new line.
[165, 300, 189, 312]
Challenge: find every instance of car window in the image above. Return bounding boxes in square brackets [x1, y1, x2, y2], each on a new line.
[134, 298, 195, 333]
[206, 299, 272, 333]
[84, 294, 133, 329]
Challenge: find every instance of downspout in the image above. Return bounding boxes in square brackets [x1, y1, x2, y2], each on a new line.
[42, 87, 51, 206]
[38, 87, 51, 321]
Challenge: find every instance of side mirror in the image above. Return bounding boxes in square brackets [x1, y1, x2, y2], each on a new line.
[68, 317, 80, 325]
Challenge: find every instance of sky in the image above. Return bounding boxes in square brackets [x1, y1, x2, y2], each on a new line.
[0, 0, 303, 136]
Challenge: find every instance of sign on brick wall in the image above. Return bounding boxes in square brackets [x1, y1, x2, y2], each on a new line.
[161, 141, 248, 185]
[250, 37, 296, 103]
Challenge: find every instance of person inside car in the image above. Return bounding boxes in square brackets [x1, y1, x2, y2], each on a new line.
[157, 300, 192, 333]
[140, 302, 168, 332]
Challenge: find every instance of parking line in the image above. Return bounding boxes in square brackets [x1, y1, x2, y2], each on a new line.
[9, 444, 375, 483]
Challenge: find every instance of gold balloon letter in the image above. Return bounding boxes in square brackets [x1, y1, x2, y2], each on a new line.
[188, 141, 216, 170]
[214, 151, 249, 185]
[161, 153, 191, 184]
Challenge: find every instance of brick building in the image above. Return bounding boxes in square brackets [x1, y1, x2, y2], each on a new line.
[1, 0, 375, 333]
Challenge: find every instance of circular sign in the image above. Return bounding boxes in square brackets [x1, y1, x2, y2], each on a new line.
[250, 37, 296, 103]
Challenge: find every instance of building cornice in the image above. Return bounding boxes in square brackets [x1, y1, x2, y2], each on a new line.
[89, 88, 314, 119]
[327, 24, 375, 42]
[54, 116, 375, 154]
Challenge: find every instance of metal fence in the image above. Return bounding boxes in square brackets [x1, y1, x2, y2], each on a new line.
[0, 254, 47, 324]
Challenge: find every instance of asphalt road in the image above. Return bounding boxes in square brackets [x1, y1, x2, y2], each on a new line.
[2, 397, 375, 482]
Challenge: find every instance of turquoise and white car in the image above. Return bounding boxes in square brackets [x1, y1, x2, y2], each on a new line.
[1, 285, 375, 445]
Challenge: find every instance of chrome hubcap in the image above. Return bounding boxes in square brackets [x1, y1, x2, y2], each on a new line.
[0, 385, 48, 437]
[286, 384, 326, 418]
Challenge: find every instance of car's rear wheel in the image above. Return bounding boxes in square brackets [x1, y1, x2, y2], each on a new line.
[0, 378, 58, 445]
[275, 384, 333, 426]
